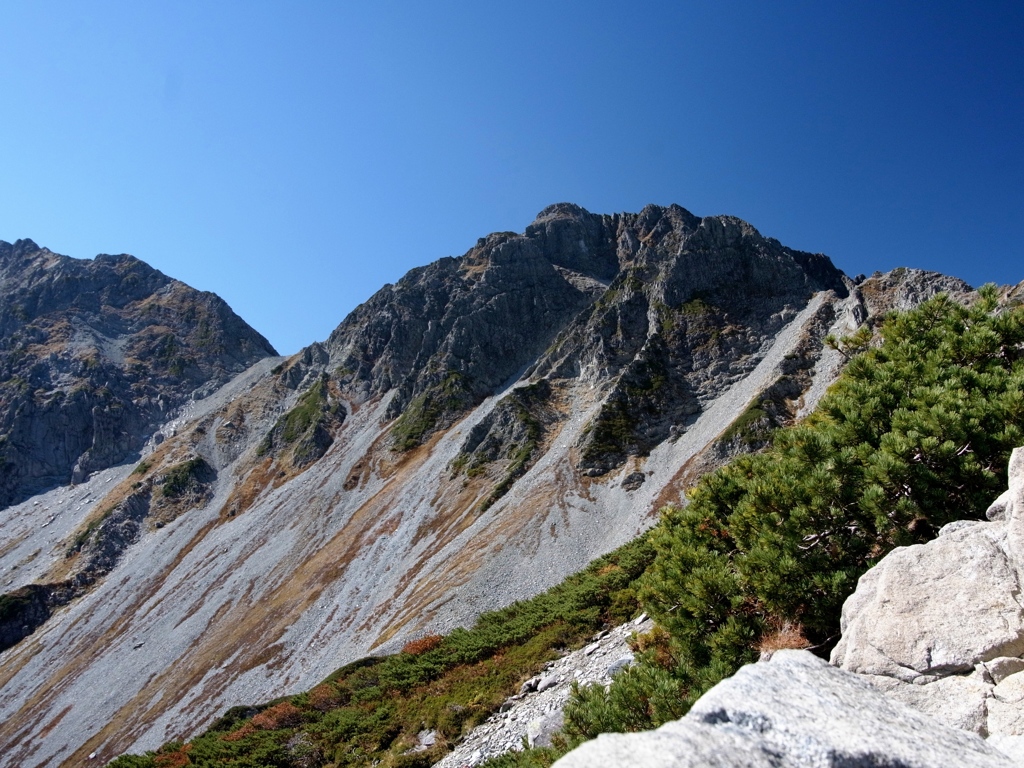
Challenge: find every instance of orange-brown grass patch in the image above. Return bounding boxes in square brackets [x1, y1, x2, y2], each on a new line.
[651, 447, 723, 513]
[342, 455, 373, 491]
[631, 625, 675, 668]
[222, 723, 256, 742]
[402, 634, 444, 655]
[153, 744, 191, 767]
[251, 701, 303, 730]
[460, 260, 488, 278]
[0, 535, 22, 561]
[36, 704, 73, 740]
[307, 683, 343, 712]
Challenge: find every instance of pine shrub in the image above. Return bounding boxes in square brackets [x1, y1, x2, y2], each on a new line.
[566, 288, 1024, 738]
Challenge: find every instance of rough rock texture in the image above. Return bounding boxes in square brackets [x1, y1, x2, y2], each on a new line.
[831, 521, 1024, 681]
[553, 650, 1014, 768]
[833, 447, 1024, 743]
[328, 203, 849, 468]
[0, 239, 276, 507]
[0, 206, 992, 767]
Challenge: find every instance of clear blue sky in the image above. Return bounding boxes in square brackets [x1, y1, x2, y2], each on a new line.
[2, 1, 1021, 354]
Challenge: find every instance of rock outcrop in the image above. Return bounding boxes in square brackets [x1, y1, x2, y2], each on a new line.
[552, 650, 1015, 768]
[328, 203, 851, 471]
[553, 449, 1024, 768]
[0, 239, 276, 508]
[832, 447, 1024, 748]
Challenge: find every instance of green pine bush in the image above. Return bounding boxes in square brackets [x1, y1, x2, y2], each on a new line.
[565, 288, 1024, 739]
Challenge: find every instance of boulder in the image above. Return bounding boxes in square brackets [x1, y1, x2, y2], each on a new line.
[862, 672, 993, 735]
[831, 447, 1024, 741]
[552, 651, 1014, 767]
[526, 710, 564, 749]
[829, 521, 1024, 681]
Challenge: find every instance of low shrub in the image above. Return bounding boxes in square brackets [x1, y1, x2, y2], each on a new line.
[564, 288, 1024, 738]
[108, 536, 655, 767]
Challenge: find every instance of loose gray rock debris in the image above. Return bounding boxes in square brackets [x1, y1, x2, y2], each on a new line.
[435, 615, 652, 767]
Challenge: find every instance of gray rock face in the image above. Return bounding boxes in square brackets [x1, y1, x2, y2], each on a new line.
[553, 651, 1013, 768]
[0, 239, 276, 507]
[831, 521, 1024, 681]
[832, 447, 1024, 743]
[326, 204, 848, 465]
[326, 225, 601, 433]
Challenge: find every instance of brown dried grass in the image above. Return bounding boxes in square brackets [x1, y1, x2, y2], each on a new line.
[307, 683, 343, 712]
[756, 621, 809, 660]
[251, 701, 303, 730]
[402, 633, 444, 655]
[153, 744, 192, 767]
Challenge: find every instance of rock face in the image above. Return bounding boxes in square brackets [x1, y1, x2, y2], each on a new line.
[0, 239, 276, 507]
[0, 206, 985, 767]
[553, 650, 1014, 768]
[832, 447, 1024, 744]
[327, 204, 853, 476]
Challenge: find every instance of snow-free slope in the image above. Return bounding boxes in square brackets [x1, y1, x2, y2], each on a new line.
[0, 205, 976, 766]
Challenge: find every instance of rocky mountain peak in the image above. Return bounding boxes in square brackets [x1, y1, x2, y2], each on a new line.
[524, 203, 619, 280]
[0, 238, 43, 263]
[324, 206, 849, 455]
[531, 201, 591, 221]
[0, 240, 277, 508]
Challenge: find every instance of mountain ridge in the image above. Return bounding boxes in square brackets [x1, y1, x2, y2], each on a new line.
[0, 205, 995, 766]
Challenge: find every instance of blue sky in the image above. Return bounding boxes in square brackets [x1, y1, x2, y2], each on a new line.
[2, 1, 1021, 354]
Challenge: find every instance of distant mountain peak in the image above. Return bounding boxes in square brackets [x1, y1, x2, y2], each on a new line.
[0, 240, 277, 507]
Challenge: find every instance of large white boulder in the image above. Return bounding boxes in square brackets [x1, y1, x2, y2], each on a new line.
[552, 651, 1014, 767]
[831, 447, 1024, 742]
[829, 520, 1024, 681]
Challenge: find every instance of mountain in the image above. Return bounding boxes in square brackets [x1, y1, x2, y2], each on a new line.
[0, 205, 980, 766]
[0, 238, 277, 508]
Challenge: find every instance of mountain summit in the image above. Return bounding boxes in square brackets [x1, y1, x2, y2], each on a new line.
[0, 206, 976, 766]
